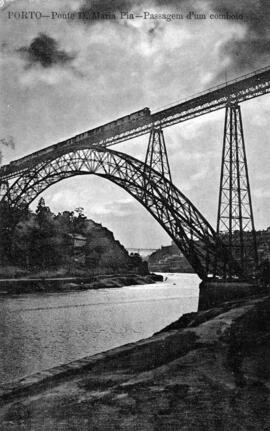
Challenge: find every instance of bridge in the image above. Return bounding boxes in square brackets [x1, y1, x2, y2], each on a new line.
[127, 248, 159, 256]
[1, 65, 269, 281]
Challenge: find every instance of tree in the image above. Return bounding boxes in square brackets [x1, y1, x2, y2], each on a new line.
[29, 198, 61, 269]
[0, 201, 29, 264]
[73, 207, 87, 234]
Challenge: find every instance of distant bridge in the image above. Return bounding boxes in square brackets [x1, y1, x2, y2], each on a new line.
[126, 248, 159, 255]
[1, 65, 269, 281]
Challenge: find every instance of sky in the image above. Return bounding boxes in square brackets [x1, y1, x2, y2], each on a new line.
[0, 0, 269, 249]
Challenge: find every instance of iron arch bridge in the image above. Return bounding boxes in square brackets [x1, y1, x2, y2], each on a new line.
[1, 146, 240, 281]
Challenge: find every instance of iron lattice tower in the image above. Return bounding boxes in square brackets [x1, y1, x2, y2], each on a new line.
[217, 102, 258, 279]
[144, 127, 172, 181]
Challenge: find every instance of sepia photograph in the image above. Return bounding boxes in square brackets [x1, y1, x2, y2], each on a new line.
[0, 0, 269, 429]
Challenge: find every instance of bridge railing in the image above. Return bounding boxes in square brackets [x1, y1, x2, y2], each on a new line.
[151, 65, 270, 114]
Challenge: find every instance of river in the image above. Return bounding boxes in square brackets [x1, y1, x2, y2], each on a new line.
[0, 273, 200, 385]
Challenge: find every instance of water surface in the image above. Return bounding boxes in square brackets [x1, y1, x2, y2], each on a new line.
[0, 273, 199, 384]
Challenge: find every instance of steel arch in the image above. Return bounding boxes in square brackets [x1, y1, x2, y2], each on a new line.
[2, 146, 241, 280]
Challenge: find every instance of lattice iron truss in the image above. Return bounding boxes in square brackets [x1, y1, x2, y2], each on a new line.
[1, 66, 269, 181]
[1, 146, 242, 281]
[144, 128, 172, 181]
[217, 103, 258, 278]
[1, 67, 267, 281]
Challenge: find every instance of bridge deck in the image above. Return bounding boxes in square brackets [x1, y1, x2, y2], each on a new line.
[1, 65, 270, 180]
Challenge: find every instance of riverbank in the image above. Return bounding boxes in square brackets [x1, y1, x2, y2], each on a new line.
[0, 273, 163, 294]
[0, 292, 269, 430]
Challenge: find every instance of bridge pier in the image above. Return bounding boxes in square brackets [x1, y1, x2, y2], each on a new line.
[198, 279, 266, 311]
[216, 101, 258, 279]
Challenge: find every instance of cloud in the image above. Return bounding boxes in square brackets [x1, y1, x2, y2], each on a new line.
[0, 136, 15, 149]
[17, 33, 76, 68]
[209, 0, 270, 76]
[75, 0, 199, 27]
[254, 187, 270, 199]
[0, 136, 15, 166]
[76, 0, 135, 24]
[90, 198, 136, 217]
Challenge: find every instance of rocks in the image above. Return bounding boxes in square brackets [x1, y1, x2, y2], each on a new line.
[0, 273, 163, 294]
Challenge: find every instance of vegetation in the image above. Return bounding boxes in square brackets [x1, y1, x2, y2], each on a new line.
[0, 199, 84, 270]
[0, 198, 147, 276]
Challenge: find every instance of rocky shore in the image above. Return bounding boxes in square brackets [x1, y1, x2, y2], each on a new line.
[0, 292, 269, 430]
[0, 273, 163, 294]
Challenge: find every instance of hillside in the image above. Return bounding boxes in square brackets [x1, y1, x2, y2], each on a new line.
[148, 242, 194, 273]
[0, 199, 147, 278]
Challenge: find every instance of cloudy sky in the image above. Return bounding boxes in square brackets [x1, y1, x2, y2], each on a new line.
[0, 0, 269, 249]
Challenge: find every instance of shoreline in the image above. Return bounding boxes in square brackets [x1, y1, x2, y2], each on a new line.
[0, 273, 163, 295]
[0, 293, 269, 429]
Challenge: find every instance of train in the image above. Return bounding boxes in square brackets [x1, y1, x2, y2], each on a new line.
[2, 107, 151, 174]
